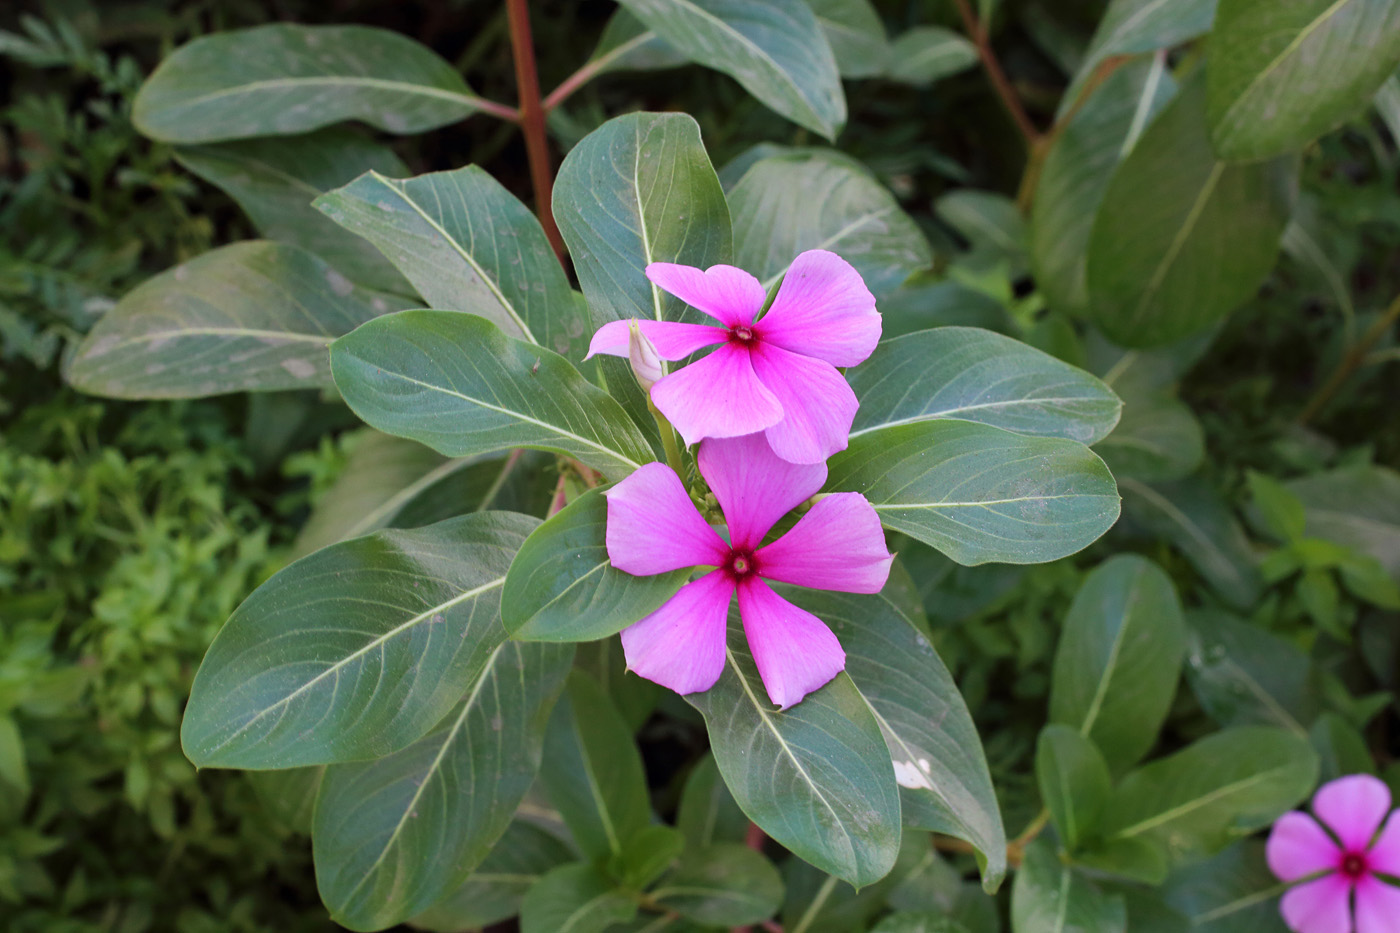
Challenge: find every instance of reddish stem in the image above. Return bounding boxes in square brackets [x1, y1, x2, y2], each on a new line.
[505, 0, 566, 260]
[952, 0, 1039, 145]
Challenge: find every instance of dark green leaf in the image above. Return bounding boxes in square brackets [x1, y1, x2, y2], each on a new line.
[1060, 0, 1213, 116]
[1162, 841, 1289, 933]
[503, 487, 688, 642]
[1287, 465, 1400, 579]
[1049, 555, 1186, 772]
[873, 913, 971, 933]
[610, 825, 686, 889]
[1207, 0, 1400, 160]
[1086, 75, 1296, 347]
[688, 614, 902, 888]
[1073, 835, 1169, 885]
[936, 191, 1027, 274]
[1010, 839, 1126, 933]
[676, 754, 749, 849]
[849, 328, 1122, 446]
[314, 641, 572, 930]
[652, 843, 784, 926]
[614, 0, 846, 138]
[248, 767, 323, 835]
[315, 166, 589, 360]
[1185, 610, 1316, 735]
[174, 129, 410, 293]
[133, 24, 487, 143]
[540, 672, 651, 860]
[886, 27, 978, 86]
[590, 11, 688, 74]
[181, 512, 536, 769]
[827, 420, 1120, 566]
[330, 310, 654, 482]
[809, 0, 889, 78]
[1036, 725, 1111, 853]
[69, 241, 409, 399]
[519, 862, 638, 933]
[1093, 394, 1204, 482]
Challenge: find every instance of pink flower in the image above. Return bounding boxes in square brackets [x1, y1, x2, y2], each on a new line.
[586, 249, 880, 465]
[1267, 774, 1400, 933]
[606, 432, 893, 708]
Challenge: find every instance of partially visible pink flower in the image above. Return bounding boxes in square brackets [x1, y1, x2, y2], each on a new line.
[605, 432, 893, 708]
[1267, 774, 1400, 933]
[586, 250, 879, 465]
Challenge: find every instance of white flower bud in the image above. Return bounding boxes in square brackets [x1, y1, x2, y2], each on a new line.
[627, 321, 664, 392]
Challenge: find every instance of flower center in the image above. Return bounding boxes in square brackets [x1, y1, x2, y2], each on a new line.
[729, 325, 756, 345]
[725, 549, 757, 579]
[1342, 852, 1368, 880]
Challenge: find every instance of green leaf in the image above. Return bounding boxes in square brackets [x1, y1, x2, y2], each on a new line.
[1034, 57, 1178, 318]
[1049, 555, 1186, 772]
[248, 767, 323, 835]
[329, 310, 654, 482]
[1119, 477, 1263, 610]
[1184, 610, 1316, 735]
[610, 825, 686, 890]
[133, 24, 487, 143]
[1246, 471, 1307, 543]
[292, 432, 543, 559]
[1073, 835, 1169, 885]
[888, 846, 999, 933]
[68, 241, 409, 399]
[174, 129, 410, 294]
[181, 512, 537, 769]
[590, 11, 689, 74]
[1103, 727, 1319, 863]
[848, 328, 1122, 446]
[502, 487, 688, 642]
[409, 821, 574, 932]
[808, 0, 889, 78]
[540, 672, 651, 861]
[936, 190, 1027, 274]
[886, 27, 979, 86]
[519, 862, 638, 933]
[1086, 74, 1296, 347]
[0, 716, 29, 798]
[614, 0, 845, 138]
[1310, 712, 1375, 782]
[1060, 0, 1214, 116]
[1287, 465, 1400, 579]
[1161, 841, 1289, 933]
[807, 578, 1006, 891]
[728, 150, 931, 300]
[315, 166, 589, 360]
[314, 641, 572, 930]
[1119, 889, 1191, 933]
[676, 754, 750, 849]
[687, 614, 902, 888]
[652, 843, 784, 926]
[1036, 725, 1111, 853]
[1010, 839, 1126, 933]
[827, 420, 1120, 566]
[1207, 0, 1400, 160]
[574, 637, 664, 733]
[873, 913, 972, 933]
[1093, 394, 1204, 482]
[554, 111, 731, 328]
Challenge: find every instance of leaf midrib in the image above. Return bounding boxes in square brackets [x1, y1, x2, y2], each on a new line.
[1111, 766, 1291, 838]
[151, 75, 481, 117]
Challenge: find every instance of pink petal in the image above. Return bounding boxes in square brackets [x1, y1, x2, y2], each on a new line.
[621, 570, 734, 695]
[1355, 876, 1400, 933]
[1367, 811, 1400, 877]
[755, 250, 880, 367]
[1269, 812, 1343, 882]
[756, 493, 893, 594]
[605, 463, 728, 575]
[586, 319, 727, 360]
[750, 342, 859, 465]
[1279, 874, 1353, 933]
[697, 432, 827, 551]
[1315, 774, 1393, 852]
[645, 262, 766, 328]
[650, 345, 783, 448]
[736, 577, 845, 709]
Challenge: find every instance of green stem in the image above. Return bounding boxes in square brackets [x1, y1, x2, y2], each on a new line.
[1298, 291, 1400, 425]
[789, 875, 838, 933]
[650, 401, 686, 477]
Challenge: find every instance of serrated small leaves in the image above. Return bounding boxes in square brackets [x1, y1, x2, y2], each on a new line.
[503, 487, 688, 642]
[134, 24, 487, 143]
[1049, 555, 1186, 773]
[687, 614, 902, 888]
[68, 241, 409, 399]
[728, 150, 932, 299]
[615, 0, 846, 138]
[330, 311, 654, 482]
[313, 641, 572, 931]
[827, 420, 1120, 566]
[849, 328, 1122, 446]
[181, 512, 537, 769]
[315, 167, 588, 359]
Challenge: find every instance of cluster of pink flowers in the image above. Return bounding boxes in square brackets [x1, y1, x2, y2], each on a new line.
[586, 250, 892, 708]
[1268, 774, 1400, 933]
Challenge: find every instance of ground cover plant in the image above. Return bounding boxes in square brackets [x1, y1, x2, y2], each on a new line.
[6, 0, 1400, 930]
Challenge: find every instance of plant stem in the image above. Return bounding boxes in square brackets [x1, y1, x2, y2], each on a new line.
[505, 0, 566, 260]
[952, 0, 1038, 146]
[650, 402, 686, 477]
[789, 875, 838, 933]
[543, 31, 656, 112]
[466, 94, 522, 123]
[1298, 291, 1400, 425]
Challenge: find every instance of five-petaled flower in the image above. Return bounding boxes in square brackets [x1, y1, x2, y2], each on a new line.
[605, 432, 893, 708]
[586, 249, 880, 465]
[1267, 773, 1400, 933]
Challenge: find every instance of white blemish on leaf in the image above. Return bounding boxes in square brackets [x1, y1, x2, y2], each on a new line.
[325, 269, 354, 296]
[893, 758, 935, 790]
[280, 357, 317, 379]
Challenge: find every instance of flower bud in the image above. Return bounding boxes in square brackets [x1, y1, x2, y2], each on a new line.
[627, 321, 664, 392]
